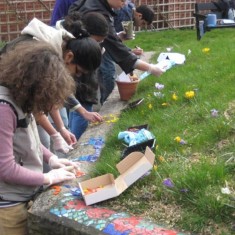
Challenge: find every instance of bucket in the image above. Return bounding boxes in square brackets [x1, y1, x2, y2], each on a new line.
[116, 79, 139, 101]
[207, 14, 217, 27]
[121, 21, 134, 39]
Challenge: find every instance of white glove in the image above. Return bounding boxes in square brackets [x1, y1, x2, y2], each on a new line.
[148, 64, 165, 76]
[48, 155, 80, 171]
[50, 132, 73, 153]
[44, 166, 76, 185]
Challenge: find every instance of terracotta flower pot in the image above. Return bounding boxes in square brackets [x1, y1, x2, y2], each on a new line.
[116, 79, 139, 101]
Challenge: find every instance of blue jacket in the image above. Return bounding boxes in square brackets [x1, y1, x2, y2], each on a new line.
[50, 0, 77, 26]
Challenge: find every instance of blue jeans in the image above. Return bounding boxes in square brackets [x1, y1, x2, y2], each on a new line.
[98, 51, 116, 105]
[68, 103, 92, 140]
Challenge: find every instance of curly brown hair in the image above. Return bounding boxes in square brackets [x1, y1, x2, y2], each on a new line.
[0, 41, 75, 114]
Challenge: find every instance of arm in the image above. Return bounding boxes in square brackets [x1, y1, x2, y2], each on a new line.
[74, 105, 103, 123]
[35, 112, 76, 153]
[49, 108, 76, 145]
[66, 95, 103, 123]
[102, 17, 163, 76]
[0, 104, 44, 186]
[0, 104, 77, 186]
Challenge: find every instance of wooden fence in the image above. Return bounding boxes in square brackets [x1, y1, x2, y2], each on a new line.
[0, 0, 211, 42]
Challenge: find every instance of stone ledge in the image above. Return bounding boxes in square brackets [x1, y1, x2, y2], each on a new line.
[28, 52, 184, 235]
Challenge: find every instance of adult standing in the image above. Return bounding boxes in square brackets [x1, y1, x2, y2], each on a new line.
[69, 0, 163, 104]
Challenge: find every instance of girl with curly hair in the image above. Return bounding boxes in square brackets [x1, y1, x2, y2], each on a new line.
[0, 41, 80, 235]
[1, 18, 103, 156]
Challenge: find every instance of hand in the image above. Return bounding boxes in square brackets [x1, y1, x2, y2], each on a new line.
[50, 132, 74, 153]
[132, 48, 144, 56]
[59, 127, 77, 145]
[148, 64, 165, 77]
[117, 31, 135, 41]
[48, 155, 80, 172]
[44, 166, 76, 185]
[82, 110, 103, 123]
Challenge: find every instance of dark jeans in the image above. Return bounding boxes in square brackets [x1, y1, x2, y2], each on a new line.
[68, 103, 92, 140]
[98, 51, 116, 105]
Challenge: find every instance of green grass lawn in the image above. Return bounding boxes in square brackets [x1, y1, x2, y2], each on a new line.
[1, 28, 233, 234]
[93, 28, 235, 234]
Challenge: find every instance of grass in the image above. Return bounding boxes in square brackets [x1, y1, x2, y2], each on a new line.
[91, 28, 235, 234]
[1, 28, 234, 234]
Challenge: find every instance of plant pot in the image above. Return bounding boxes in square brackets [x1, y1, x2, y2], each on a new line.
[116, 79, 139, 101]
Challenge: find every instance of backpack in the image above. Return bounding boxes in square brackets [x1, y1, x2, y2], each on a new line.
[0, 99, 29, 128]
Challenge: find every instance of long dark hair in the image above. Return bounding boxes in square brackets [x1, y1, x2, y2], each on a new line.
[64, 37, 102, 72]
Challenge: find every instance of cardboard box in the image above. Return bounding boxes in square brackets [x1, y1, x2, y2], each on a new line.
[79, 147, 155, 205]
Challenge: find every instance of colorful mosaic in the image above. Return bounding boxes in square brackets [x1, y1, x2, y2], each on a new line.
[72, 137, 104, 162]
[50, 196, 186, 235]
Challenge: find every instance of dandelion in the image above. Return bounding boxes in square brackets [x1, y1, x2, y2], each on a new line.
[174, 136, 181, 143]
[202, 47, 210, 53]
[153, 164, 158, 171]
[163, 178, 174, 188]
[155, 144, 159, 150]
[185, 91, 195, 99]
[148, 103, 153, 109]
[155, 82, 164, 90]
[211, 109, 219, 117]
[158, 156, 165, 162]
[162, 102, 169, 107]
[172, 93, 178, 101]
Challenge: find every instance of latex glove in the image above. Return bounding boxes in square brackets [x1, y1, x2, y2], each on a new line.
[59, 127, 77, 146]
[48, 155, 80, 172]
[148, 64, 165, 77]
[50, 132, 73, 153]
[44, 166, 76, 185]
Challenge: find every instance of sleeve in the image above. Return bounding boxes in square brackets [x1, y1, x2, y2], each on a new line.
[50, 0, 69, 26]
[101, 19, 138, 74]
[0, 104, 44, 186]
[64, 95, 82, 110]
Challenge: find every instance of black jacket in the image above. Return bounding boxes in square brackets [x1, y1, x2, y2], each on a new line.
[69, 0, 138, 74]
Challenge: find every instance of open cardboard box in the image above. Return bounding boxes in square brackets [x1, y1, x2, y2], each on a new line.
[79, 147, 155, 205]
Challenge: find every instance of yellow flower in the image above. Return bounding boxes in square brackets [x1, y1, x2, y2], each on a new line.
[162, 102, 169, 106]
[148, 103, 153, 109]
[153, 164, 158, 171]
[158, 155, 165, 162]
[155, 145, 159, 150]
[172, 93, 178, 101]
[202, 47, 210, 53]
[185, 91, 195, 99]
[174, 136, 181, 143]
